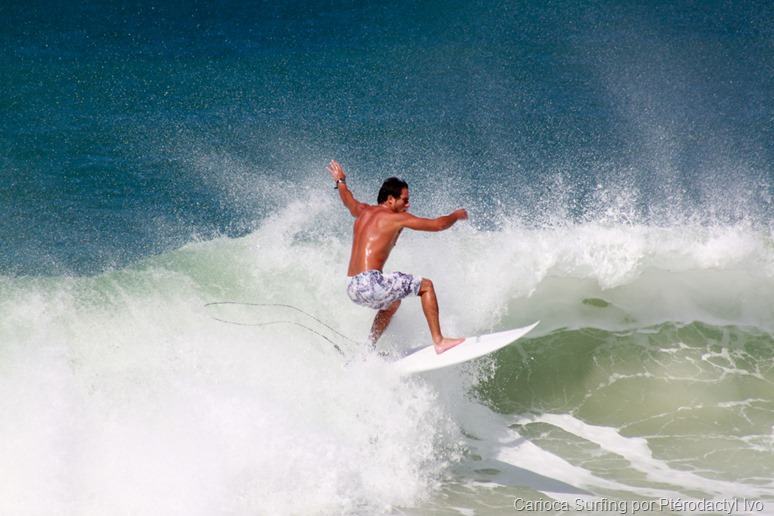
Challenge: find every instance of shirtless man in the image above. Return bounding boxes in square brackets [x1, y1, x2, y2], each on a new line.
[327, 159, 467, 354]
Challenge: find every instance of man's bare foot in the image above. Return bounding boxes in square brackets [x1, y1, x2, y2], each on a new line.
[434, 337, 465, 354]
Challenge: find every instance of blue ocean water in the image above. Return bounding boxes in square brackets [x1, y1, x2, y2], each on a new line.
[1, 1, 773, 514]
[2, 1, 770, 274]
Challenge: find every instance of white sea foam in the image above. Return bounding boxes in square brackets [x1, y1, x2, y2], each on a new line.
[0, 270, 460, 514]
[0, 197, 772, 514]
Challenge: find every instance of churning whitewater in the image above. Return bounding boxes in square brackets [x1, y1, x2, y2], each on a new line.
[2, 195, 772, 513]
[2, 0, 772, 513]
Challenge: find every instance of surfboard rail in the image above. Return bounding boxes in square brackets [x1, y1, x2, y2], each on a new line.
[392, 321, 540, 375]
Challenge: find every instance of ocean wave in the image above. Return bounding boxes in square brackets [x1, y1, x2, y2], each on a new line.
[1, 200, 772, 513]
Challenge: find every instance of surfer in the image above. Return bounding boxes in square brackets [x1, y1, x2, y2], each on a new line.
[327, 159, 467, 354]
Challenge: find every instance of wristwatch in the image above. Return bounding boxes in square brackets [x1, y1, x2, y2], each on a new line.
[334, 178, 346, 189]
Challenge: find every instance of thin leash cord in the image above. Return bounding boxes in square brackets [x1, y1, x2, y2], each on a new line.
[204, 301, 362, 355]
[209, 317, 346, 356]
[204, 301, 360, 344]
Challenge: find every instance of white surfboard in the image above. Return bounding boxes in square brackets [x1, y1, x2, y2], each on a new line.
[393, 321, 540, 375]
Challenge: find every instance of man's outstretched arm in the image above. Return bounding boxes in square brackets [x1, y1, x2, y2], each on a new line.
[398, 209, 468, 232]
[327, 160, 367, 217]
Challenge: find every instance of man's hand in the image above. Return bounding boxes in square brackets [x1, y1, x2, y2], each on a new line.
[453, 209, 469, 221]
[327, 160, 346, 182]
[329, 159, 365, 216]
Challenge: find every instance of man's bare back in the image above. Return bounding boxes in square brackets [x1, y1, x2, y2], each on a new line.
[327, 160, 468, 353]
[347, 205, 404, 276]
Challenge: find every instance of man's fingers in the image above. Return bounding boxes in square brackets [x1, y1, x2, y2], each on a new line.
[327, 160, 345, 180]
[326, 160, 344, 181]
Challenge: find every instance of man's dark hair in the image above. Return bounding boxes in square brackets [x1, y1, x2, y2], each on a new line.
[377, 177, 408, 204]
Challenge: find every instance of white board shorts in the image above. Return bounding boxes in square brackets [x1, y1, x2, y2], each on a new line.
[346, 270, 422, 311]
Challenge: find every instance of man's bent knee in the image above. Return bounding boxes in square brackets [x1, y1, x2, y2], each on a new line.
[419, 278, 434, 295]
[385, 299, 401, 313]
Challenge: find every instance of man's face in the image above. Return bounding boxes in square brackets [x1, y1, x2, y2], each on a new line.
[393, 187, 410, 212]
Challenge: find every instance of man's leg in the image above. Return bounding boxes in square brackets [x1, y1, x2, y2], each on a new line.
[368, 299, 401, 345]
[418, 278, 465, 353]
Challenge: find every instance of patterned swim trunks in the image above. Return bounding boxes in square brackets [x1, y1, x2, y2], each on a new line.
[347, 270, 423, 311]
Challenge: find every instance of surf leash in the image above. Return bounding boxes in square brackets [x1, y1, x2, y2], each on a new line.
[203, 301, 360, 356]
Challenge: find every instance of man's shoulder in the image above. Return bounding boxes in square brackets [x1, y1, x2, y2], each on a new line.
[359, 205, 394, 217]
[356, 206, 405, 226]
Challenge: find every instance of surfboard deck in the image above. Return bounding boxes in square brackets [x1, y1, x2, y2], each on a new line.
[392, 321, 540, 375]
